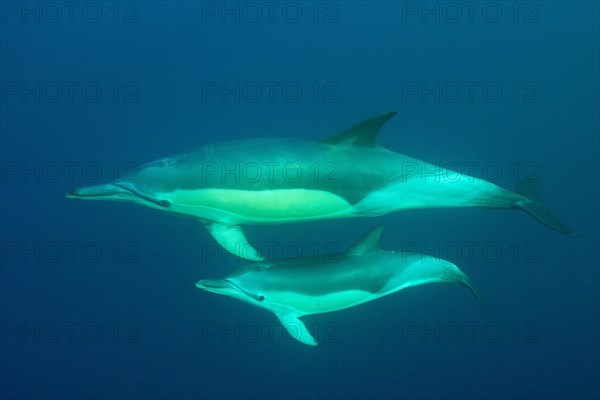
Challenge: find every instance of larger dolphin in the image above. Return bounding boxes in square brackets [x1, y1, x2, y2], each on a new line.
[67, 112, 575, 260]
[196, 226, 487, 346]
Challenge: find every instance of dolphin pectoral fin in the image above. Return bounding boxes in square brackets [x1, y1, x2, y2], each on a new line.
[515, 176, 577, 236]
[275, 313, 318, 346]
[205, 222, 264, 261]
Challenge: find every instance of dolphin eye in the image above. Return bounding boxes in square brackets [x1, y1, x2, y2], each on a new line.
[257, 295, 266, 302]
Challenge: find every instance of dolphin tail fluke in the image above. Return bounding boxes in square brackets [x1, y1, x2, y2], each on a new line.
[458, 275, 492, 313]
[66, 183, 129, 200]
[205, 222, 264, 261]
[515, 176, 577, 236]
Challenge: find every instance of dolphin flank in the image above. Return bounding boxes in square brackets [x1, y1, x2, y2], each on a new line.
[195, 226, 488, 346]
[67, 112, 575, 260]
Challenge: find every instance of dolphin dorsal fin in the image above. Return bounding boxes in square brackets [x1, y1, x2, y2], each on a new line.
[346, 226, 384, 255]
[319, 112, 397, 147]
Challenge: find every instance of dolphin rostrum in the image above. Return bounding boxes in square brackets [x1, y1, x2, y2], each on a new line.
[67, 112, 575, 260]
[195, 226, 488, 346]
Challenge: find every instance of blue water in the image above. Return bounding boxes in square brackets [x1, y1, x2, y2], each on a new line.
[1, 1, 598, 399]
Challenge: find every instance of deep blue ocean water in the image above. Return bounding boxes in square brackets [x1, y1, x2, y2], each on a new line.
[1, 1, 598, 399]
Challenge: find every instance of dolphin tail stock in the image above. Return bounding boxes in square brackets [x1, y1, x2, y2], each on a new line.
[514, 176, 577, 236]
[397, 257, 490, 312]
[430, 260, 491, 312]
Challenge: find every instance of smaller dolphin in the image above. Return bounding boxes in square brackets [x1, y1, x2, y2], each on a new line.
[196, 226, 487, 346]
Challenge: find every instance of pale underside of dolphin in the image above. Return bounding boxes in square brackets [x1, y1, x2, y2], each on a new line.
[67, 112, 575, 260]
[196, 226, 488, 346]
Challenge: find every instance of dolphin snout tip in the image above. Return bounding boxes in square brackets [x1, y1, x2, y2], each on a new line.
[65, 188, 81, 199]
[195, 280, 205, 288]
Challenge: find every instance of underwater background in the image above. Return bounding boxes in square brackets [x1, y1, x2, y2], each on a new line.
[1, 1, 598, 399]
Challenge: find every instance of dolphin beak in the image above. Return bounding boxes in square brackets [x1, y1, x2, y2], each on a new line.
[196, 279, 236, 294]
[66, 183, 131, 200]
[196, 279, 265, 302]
